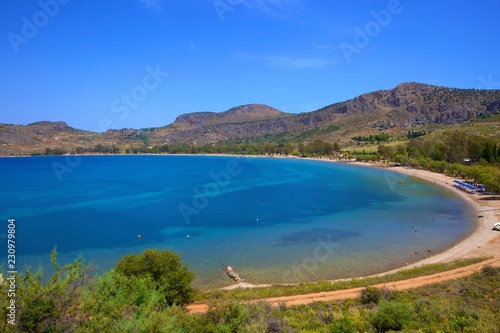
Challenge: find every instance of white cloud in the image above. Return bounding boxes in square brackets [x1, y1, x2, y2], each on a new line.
[139, 0, 162, 11]
[265, 56, 335, 69]
[311, 44, 339, 51]
[234, 53, 337, 69]
[227, 0, 302, 20]
[205, 0, 305, 21]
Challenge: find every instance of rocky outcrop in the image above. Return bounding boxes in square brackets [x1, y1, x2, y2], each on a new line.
[2, 82, 500, 154]
[0, 122, 95, 155]
[156, 83, 500, 144]
[173, 104, 290, 128]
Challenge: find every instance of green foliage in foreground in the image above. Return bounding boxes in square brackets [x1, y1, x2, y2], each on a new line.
[192, 265, 499, 333]
[200, 258, 482, 301]
[115, 248, 196, 306]
[0, 249, 88, 333]
[1, 251, 497, 332]
[80, 271, 186, 332]
[0, 249, 196, 333]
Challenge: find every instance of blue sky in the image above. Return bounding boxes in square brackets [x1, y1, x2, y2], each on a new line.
[1, 0, 499, 132]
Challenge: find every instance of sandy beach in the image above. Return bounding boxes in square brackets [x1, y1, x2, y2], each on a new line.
[302, 160, 499, 273]
[302, 159, 500, 268]
[130, 154, 499, 282]
[189, 160, 500, 313]
[382, 165, 500, 268]
[220, 158, 500, 290]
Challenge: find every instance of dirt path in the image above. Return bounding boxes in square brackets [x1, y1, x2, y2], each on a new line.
[187, 257, 500, 313]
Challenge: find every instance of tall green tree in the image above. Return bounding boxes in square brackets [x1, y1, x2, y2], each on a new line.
[80, 270, 187, 332]
[115, 249, 196, 306]
[378, 145, 395, 160]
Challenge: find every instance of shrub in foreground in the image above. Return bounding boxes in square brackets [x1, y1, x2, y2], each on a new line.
[360, 287, 382, 305]
[115, 249, 196, 306]
[81, 270, 193, 332]
[370, 300, 412, 332]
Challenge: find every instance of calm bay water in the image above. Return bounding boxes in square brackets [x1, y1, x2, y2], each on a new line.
[0, 156, 476, 288]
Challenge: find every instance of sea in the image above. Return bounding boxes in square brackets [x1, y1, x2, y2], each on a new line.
[0, 155, 476, 288]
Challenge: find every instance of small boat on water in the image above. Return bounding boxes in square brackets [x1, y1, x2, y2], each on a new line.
[493, 223, 500, 231]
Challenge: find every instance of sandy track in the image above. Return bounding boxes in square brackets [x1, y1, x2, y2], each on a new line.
[187, 257, 500, 313]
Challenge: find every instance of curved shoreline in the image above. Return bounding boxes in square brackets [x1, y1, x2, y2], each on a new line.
[3, 154, 498, 288]
[303, 160, 500, 277]
[222, 158, 500, 290]
[59, 155, 500, 285]
[190, 160, 500, 312]
[378, 165, 499, 268]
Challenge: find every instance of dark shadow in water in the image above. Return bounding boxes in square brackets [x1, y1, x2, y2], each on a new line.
[278, 227, 359, 246]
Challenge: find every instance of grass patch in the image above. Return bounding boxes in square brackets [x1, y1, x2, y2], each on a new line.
[192, 263, 500, 333]
[197, 258, 486, 302]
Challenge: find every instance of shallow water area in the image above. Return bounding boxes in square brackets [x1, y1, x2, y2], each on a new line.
[0, 155, 476, 289]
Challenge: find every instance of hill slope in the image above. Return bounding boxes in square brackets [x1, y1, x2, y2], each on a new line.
[150, 82, 500, 145]
[173, 104, 291, 128]
[1, 82, 500, 155]
[0, 121, 96, 155]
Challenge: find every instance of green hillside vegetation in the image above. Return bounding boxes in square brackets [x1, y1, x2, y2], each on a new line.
[351, 133, 391, 143]
[1, 250, 498, 332]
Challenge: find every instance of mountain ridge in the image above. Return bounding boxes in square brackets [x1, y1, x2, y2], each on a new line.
[154, 82, 500, 145]
[172, 104, 291, 129]
[2, 82, 500, 155]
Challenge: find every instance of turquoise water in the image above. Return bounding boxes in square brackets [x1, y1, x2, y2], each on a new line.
[0, 156, 476, 288]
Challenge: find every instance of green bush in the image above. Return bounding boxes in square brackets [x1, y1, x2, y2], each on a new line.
[115, 249, 196, 306]
[328, 316, 355, 333]
[360, 287, 382, 305]
[80, 269, 204, 332]
[481, 265, 499, 277]
[16, 250, 88, 333]
[438, 315, 473, 333]
[370, 301, 412, 332]
[201, 300, 250, 333]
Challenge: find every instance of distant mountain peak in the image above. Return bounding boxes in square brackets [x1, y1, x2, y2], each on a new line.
[395, 82, 435, 88]
[173, 103, 289, 128]
[28, 121, 71, 128]
[219, 104, 288, 120]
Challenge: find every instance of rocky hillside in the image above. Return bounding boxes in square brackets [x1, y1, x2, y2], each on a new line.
[0, 121, 96, 155]
[151, 82, 500, 145]
[173, 104, 290, 128]
[1, 82, 500, 155]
